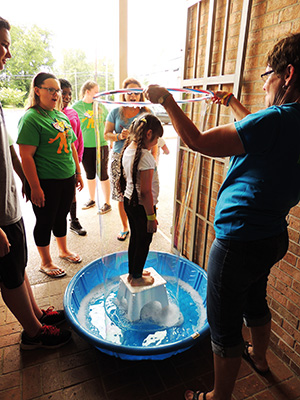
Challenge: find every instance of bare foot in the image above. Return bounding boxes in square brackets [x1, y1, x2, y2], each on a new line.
[127, 271, 151, 283]
[130, 275, 154, 287]
[184, 390, 209, 400]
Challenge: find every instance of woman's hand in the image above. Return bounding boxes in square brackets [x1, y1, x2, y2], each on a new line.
[0, 228, 10, 258]
[147, 219, 158, 233]
[31, 186, 45, 208]
[120, 128, 130, 140]
[76, 175, 84, 191]
[212, 91, 231, 105]
[144, 85, 169, 103]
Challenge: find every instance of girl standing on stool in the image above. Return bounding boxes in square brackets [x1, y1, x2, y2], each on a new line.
[119, 113, 163, 287]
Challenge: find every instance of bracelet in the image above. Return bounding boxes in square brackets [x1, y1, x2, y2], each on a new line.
[147, 213, 156, 221]
[221, 93, 234, 107]
[76, 172, 81, 175]
[117, 133, 121, 141]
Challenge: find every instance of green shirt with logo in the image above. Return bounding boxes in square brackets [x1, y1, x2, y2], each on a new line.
[72, 100, 108, 148]
[17, 107, 76, 180]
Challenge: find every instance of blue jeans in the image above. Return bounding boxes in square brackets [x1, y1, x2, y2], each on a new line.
[207, 229, 288, 358]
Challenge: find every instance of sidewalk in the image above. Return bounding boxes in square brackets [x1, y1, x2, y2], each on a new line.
[1, 126, 300, 399]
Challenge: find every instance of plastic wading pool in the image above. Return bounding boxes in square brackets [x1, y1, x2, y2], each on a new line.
[64, 251, 210, 360]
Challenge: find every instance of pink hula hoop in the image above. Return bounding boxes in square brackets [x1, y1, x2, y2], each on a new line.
[93, 88, 214, 106]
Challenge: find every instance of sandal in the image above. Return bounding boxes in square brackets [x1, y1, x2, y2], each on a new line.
[39, 266, 66, 278]
[59, 254, 82, 263]
[117, 231, 129, 241]
[184, 390, 207, 400]
[242, 341, 270, 376]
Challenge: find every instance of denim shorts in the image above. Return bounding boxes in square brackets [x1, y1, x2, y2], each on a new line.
[207, 229, 288, 358]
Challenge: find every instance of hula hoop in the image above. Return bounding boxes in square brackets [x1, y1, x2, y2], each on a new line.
[93, 87, 214, 106]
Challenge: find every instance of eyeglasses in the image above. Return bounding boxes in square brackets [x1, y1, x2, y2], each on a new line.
[38, 86, 62, 95]
[126, 91, 141, 96]
[261, 70, 274, 83]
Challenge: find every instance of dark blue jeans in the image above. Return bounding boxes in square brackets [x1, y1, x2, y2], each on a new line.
[207, 229, 289, 358]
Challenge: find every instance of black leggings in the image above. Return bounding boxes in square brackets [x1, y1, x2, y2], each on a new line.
[124, 197, 155, 278]
[27, 176, 75, 246]
[82, 146, 109, 181]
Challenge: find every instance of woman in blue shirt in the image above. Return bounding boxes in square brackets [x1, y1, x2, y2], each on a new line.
[145, 33, 300, 400]
[104, 78, 151, 241]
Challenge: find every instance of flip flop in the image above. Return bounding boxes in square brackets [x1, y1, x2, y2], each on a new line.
[39, 266, 66, 278]
[117, 231, 129, 241]
[184, 390, 207, 400]
[242, 341, 270, 376]
[59, 254, 82, 263]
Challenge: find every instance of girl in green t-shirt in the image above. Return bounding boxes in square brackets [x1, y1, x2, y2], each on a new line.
[73, 80, 111, 214]
[17, 72, 84, 278]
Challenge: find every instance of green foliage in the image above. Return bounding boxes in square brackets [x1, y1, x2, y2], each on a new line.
[55, 50, 114, 100]
[4, 24, 55, 94]
[0, 87, 26, 107]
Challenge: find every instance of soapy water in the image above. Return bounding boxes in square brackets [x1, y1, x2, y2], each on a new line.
[77, 276, 206, 349]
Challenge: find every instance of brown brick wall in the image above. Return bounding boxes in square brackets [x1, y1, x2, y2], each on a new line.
[181, 0, 300, 373]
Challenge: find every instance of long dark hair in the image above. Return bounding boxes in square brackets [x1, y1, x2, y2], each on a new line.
[118, 113, 163, 206]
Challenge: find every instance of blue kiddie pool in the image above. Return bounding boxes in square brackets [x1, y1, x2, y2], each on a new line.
[64, 251, 209, 360]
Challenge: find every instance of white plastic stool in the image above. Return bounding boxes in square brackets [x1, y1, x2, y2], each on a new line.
[117, 267, 169, 321]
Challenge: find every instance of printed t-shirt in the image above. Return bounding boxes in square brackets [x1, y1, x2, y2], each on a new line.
[214, 103, 300, 241]
[72, 100, 108, 148]
[123, 147, 159, 205]
[17, 108, 76, 180]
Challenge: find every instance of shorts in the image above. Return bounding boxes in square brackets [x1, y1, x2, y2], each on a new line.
[82, 146, 109, 181]
[0, 218, 27, 289]
[110, 152, 123, 202]
[207, 229, 289, 358]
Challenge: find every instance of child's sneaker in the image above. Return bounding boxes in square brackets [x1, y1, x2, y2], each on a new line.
[20, 325, 72, 350]
[39, 306, 65, 326]
[98, 203, 112, 214]
[82, 199, 95, 209]
[70, 218, 87, 236]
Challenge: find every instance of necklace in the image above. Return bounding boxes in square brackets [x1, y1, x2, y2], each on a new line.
[38, 106, 68, 133]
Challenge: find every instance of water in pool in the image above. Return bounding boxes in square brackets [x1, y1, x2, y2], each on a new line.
[77, 274, 206, 349]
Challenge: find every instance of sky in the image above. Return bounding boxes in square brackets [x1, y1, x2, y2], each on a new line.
[1, 0, 186, 81]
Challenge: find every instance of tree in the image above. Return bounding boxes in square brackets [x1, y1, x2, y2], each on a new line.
[56, 49, 94, 100]
[4, 25, 55, 94]
[56, 50, 114, 101]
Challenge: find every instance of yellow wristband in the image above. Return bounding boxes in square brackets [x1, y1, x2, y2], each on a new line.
[147, 213, 156, 221]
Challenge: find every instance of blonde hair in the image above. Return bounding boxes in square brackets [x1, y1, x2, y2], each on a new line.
[79, 80, 98, 99]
